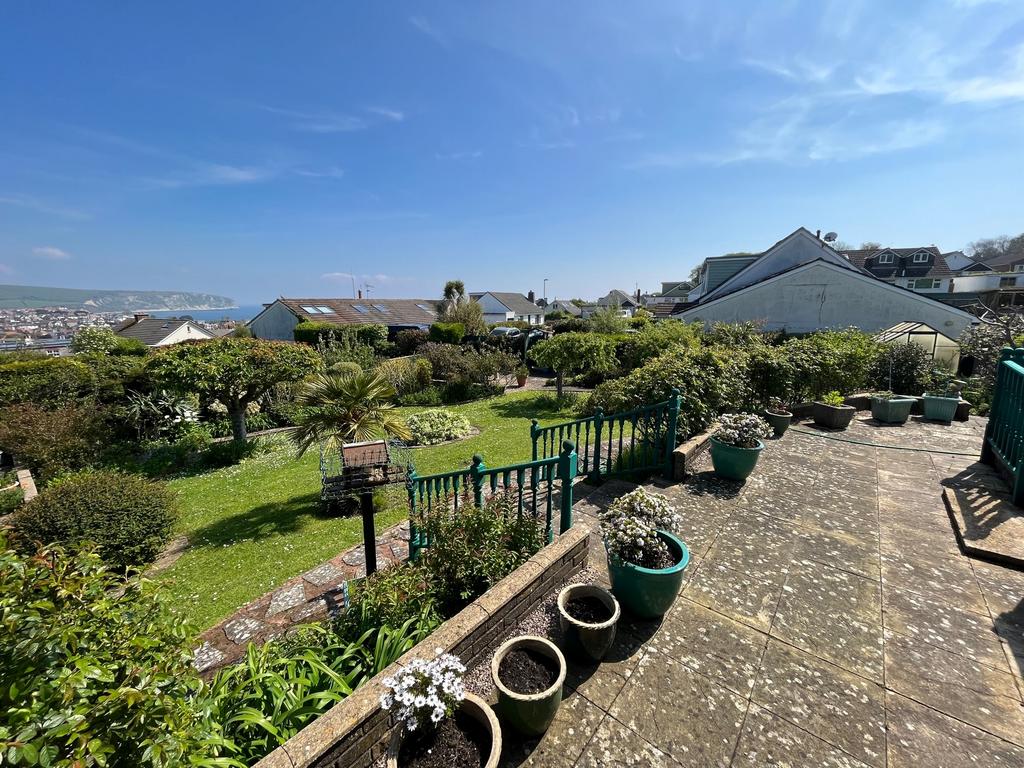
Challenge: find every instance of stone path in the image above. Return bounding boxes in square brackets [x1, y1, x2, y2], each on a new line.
[500, 413, 1024, 767]
[192, 521, 410, 674]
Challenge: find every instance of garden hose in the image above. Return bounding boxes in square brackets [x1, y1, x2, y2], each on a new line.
[787, 427, 978, 456]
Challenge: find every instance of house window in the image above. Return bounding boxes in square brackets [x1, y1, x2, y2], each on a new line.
[372, 304, 389, 313]
[416, 303, 433, 312]
[876, 252, 894, 264]
[1014, 265, 1024, 273]
[352, 304, 369, 313]
[911, 279, 938, 289]
[315, 306, 334, 313]
[912, 252, 930, 264]
[1000, 277, 1016, 288]
[300, 305, 321, 314]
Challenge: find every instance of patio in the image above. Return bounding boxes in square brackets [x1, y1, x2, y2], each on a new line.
[499, 413, 1024, 767]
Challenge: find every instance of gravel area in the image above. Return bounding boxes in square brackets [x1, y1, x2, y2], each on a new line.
[463, 565, 600, 699]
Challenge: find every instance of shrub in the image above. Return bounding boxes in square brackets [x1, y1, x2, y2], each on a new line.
[332, 563, 440, 642]
[0, 357, 95, 408]
[397, 385, 443, 406]
[70, 325, 119, 354]
[429, 322, 465, 344]
[0, 403, 108, 481]
[615, 320, 701, 372]
[0, 537, 230, 767]
[394, 328, 429, 355]
[703, 321, 765, 347]
[419, 491, 544, 612]
[316, 336, 375, 370]
[294, 321, 389, 350]
[376, 356, 432, 396]
[869, 343, 935, 395]
[783, 329, 879, 401]
[587, 307, 629, 334]
[12, 469, 176, 568]
[530, 332, 618, 397]
[599, 487, 681, 568]
[714, 413, 772, 448]
[327, 360, 363, 378]
[744, 342, 795, 409]
[406, 409, 472, 445]
[549, 317, 587, 335]
[0, 486, 21, 516]
[419, 343, 517, 389]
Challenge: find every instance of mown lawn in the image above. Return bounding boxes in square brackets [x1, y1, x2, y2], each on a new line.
[159, 390, 581, 630]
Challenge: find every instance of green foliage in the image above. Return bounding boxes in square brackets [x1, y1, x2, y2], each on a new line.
[394, 329, 429, 355]
[0, 357, 95, 408]
[418, 491, 544, 612]
[13, 469, 177, 568]
[531, 332, 618, 396]
[703, 321, 765, 347]
[326, 360, 363, 378]
[148, 338, 320, 441]
[71, 325, 119, 354]
[587, 306, 629, 334]
[782, 330, 879, 401]
[375, 356, 432, 396]
[615, 320, 701, 371]
[744, 342, 795, 410]
[332, 563, 440, 642]
[230, 323, 253, 338]
[315, 335, 376, 371]
[125, 389, 199, 441]
[293, 321, 388, 350]
[419, 343, 517, 389]
[439, 282, 485, 335]
[869, 343, 934, 395]
[0, 403, 108, 482]
[629, 308, 654, 328]
[429, 322, 465, 344]
[549, 318, 587, 335]
[396, 385, 443, 406]
[0, 537, 233, 767]
[112, 336, 150, 356]
[588, 347, 746, 439]
[0, 486, 22, 516]
[821, 391, 845, 406]
[405, 408, 472, 445]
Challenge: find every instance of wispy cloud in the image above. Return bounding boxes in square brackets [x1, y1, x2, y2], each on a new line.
[260, 104, 404, 133]
[147, 163, 277, 189]
[0, 194, 92, 221]
[409, 15, 446, 46]
[435, 150, 483, 161]
[365, 106, 405, 122]
[33, 246, 72, 260]
[744, 57, 835, 83]
[321, 272, 397, 285]
[294, 166, 346, 179]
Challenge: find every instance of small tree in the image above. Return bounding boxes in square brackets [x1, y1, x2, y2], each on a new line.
[148, 338, 319, 442]
[587, 306, 629, 335]
[439, 279, 485, 335]
[71, 326, 119, 355]
[530, 332, 618, 397]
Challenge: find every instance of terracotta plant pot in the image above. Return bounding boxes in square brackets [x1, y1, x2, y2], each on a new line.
[516, 375, 528, 388]
[557, 583, 620, 662]
[387, 692, 501, 768]
[812, 402, 856, 430]
[763, 409, 792, 437]
[607, 530, 690, 619]
[870, 396, 916, 425]
[709, 437, 764, 481]
[491, 635, 566, 737]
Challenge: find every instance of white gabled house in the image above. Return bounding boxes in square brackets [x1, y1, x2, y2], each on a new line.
[470, 292, 544, 325]
[675, 228, 977, 338]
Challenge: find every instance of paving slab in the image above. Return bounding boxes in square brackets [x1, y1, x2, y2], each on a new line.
[685, 561, 782, 632]
[732, 703, 873, 768]
[574, 715, 682, 768]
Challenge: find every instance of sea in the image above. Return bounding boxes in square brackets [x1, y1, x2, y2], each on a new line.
[148, 304, 265, 323]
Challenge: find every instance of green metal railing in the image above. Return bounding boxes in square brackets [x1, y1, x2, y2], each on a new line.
[982, 347, 1024, 505]
[407, 441, 578, 560]
[531, 389, 681, 482]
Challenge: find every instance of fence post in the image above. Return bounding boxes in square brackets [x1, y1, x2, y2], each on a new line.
[983, 347, 1013, 466]
[590, 407, 604, 484]
[664, 388, 681, 480]
[470, 453, 486, 508]
[407, 468, 420, 562]
[558, 440, 578, 534]
[530, 419, 540, 462]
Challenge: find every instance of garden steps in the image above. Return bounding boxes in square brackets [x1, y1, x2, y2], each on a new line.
[943, 463, 1024, 570]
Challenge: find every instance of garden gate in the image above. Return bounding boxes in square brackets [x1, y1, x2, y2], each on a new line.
[981, 347, 1024, 505]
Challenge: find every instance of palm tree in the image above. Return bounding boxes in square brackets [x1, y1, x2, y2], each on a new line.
[288, 370, 412, 456]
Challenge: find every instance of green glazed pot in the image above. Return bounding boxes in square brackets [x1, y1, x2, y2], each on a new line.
[491, 635, 566, 736]
[922, 394, 960, 423]
[870, 397, 915, 424]
[557, 583, 620, 662]
[763, 410, 792, 437]
[607, 530, 690, 619]
[709, 437, 764, 481]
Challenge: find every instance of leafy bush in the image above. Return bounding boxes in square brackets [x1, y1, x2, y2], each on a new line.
[376, 356, 432, 396]
[333, 563, 440, 642]
[419, 491, 544, 612]
[0, 486, 21, 516]
[419, 343, 517, 389]
[783, 329, 879, 400]
[744, 342, 795, 409]
[327, 360, 363, 378]
[549, 317, 587, 334]
[530, 332, 618, 397]
[394, 328, 429, 355]
[0, 403, 109, 482]
[70, 325, 120, 354]
[0, 357, 95, 408]
[703, 321, 765, 347]
[397, 385, 443, 406]
[315, 336, 375, 370]
[429, 322, 465, 344]
[714, 413, 772, 448]
[587, 307, 630, 334]
[821, 391, 845, 406]
[12, 469, 176, 568]
[406, 409, 472, 445]
[869, 343, 934, 395]
[0, 537, 231, 767]
[294, 321, 389, 350]
[615, 320, 701, 372]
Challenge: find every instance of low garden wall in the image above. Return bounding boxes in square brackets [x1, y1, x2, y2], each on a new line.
[255, 525, 591, 768]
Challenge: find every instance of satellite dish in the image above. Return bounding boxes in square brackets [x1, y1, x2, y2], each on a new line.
[823, 232, 838, 243]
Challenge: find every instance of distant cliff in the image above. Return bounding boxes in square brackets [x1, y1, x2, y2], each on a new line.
[0, 284, 236, 312]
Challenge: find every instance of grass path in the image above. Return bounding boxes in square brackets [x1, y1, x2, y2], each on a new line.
[159, 391, 580, 629]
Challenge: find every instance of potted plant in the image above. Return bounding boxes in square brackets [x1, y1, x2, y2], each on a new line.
[763, 398, 792, 437]
[923, 377, 964, 424]
[812, 391, 856, 430]
[709, 413, 772, 481]
[515, 365, 529, 388]
[870, 391, 916, 425]
[599, 487, 689, 619]
[383, 651, 501, 768]
[556, 583, 620, 662]
[491, 635, 566, 737]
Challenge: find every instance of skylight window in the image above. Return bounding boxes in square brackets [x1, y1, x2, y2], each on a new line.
[352, 304, 369, 313]
[301, 305, 321, 313]
[316, 305, 334, 313]
[372, 304, 389, 313]
[416, 303, 433, 312]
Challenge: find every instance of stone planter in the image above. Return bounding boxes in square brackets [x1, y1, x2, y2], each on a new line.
[922, 394, 960, 424]
[812, 402, 856, 430]
[557, 583, 620, 662]
[709, 437, 764, 481]
[387, 692, 501, 768]
[870, 396, 916, 425]
[763, 409, 792, 437]
[607, 530, 690, 619]
[491, 635, 566, 737]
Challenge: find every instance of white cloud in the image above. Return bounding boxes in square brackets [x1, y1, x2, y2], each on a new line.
[294, 167, 346, 179]
[365, 106, 405, 122]
[744, 58, 835, 83]
[261, 104, 405, 133]
[33, 246, 72, 260]
[148, 163, 276, 189]
[435, 150, 483, 161]
[0, 195, 92, 221]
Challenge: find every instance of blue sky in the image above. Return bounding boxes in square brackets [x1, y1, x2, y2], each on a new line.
[2, 1, 1023, 304]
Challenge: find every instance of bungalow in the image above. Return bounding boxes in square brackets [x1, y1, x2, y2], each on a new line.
[596, 289, 639, 316]
[248, 298, 438, 341]
[675, 228, 976, 338]
[470, 292, 544, 325]
[115, 314, 214, 347]
[545, 299, 582, 317]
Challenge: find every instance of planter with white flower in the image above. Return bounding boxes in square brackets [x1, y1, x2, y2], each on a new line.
[709, 413, 772, 481]
[491, 635, 566, 737]
[383, 651, 500, 768]
[600, 487, 689, 619]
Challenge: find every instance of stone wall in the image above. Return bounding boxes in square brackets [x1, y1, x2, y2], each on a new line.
[254, 524, 591, 768]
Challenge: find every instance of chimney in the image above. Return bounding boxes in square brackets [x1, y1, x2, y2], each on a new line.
[133, 313, 149, 323]
[357, 289, 362, 299]
[528, 290, 535, 303]
[815, 229, 821, 240]
[636, 288, 641, 304]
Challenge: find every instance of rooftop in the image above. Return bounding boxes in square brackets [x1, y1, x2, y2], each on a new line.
[277, 297, 439, 326]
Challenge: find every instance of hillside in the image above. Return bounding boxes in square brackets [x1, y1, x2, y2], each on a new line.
[0, 284, 235, 312]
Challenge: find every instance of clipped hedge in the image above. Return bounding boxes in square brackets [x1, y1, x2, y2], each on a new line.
[0, 357, 95, 408]
[429, 322, 465, 344]
[294, 321, 389, 350]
